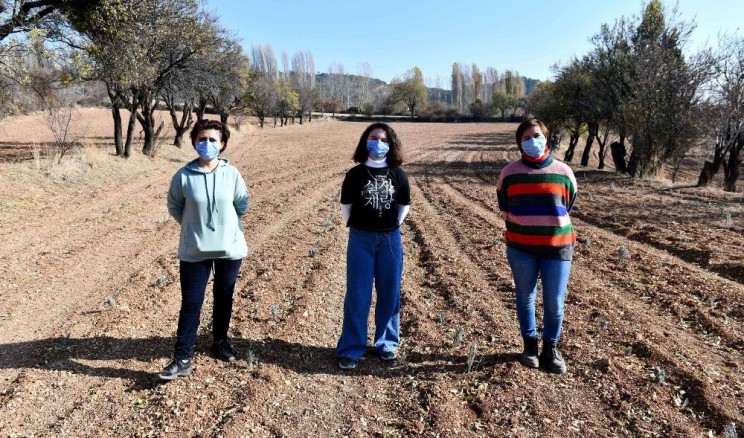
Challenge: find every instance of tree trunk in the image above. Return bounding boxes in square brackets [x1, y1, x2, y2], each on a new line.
[595, 126, 611, 170]
[610, 141, 627, 173]
[723, 144, 741, 192]
[580, 122, 597, 167]
[124, 108, 137, 158]
[697, 156, 723, 187]
[122, 91, 140, 158]
[111, 104, 123, 156]
[564, 133, 580, 163]
[196, 98, 207, 120]
[168, 99, 193, 148]
[627, 153, 639, 177]
[220, 111, 229, 125]
[139, 98, 156, 156]
[106, 84, 124, 156]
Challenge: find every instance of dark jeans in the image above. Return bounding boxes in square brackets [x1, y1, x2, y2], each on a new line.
[173, 258, 242, 360]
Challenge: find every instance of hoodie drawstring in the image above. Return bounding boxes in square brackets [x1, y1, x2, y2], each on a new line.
[204, 172, 219, 230]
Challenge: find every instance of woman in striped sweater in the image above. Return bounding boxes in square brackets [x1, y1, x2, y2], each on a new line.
[496, 118, 577, 374]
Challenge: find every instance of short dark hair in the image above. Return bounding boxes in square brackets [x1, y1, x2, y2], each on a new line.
[352, 122, 404, 167]
[515, 118, 549, 148]
[190, 119, 231, 152]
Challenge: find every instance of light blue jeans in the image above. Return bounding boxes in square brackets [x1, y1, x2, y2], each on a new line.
[337, 228, 403, 360]
[506, 246, 572, 343]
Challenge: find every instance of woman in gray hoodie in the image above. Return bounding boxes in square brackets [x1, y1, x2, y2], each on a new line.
[159, 119, 250, 380]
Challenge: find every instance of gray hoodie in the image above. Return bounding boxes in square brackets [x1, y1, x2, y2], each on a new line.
[167, 158, 249, 262]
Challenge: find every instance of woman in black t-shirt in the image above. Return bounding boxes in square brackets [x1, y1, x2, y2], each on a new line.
[336, 123, 411, 370]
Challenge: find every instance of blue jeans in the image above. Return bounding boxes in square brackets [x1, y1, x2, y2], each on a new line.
[506, 246, 571, 343]
[337, 228, 403, 360]
[174, 258, 242, 360]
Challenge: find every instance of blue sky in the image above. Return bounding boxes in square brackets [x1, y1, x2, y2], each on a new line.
[205, 0, 743, 88]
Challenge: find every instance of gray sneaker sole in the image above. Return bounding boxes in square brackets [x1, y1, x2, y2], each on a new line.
[157, 367, 193, 380]
[338, 359, 358, 370]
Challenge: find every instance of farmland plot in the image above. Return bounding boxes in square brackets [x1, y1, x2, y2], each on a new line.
[0, 111, 742, 437]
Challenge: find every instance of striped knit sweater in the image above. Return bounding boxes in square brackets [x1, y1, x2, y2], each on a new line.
[496, 155, 578, 260]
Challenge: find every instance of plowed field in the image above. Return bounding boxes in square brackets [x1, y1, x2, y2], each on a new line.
[0, 110, 742, 437]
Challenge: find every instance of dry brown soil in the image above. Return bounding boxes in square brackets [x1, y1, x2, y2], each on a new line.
[0, 109, 742, 437]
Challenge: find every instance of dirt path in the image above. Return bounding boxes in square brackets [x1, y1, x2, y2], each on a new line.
[0, 115, 741, 437]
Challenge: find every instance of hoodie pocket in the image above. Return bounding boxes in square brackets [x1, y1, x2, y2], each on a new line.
[184, 222, 240, 258]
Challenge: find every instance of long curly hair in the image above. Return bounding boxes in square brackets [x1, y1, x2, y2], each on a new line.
[352, 122, 404, 167]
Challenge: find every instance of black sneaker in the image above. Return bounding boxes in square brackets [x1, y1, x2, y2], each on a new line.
[379, 350, 397, 362]
[338, 356, 358, 370]
[539, 341, 567, 374]
[158, 358, 193, 380]
[519, 336, 539, 368]
[212, 339, 237, 362]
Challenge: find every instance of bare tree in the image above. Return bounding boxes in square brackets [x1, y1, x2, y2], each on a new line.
[43, 86, 83, 163]
[356, 61, 372, 108]
[202, 38, 250, 125]
[0, 0, 101, 41]
[77, 0, 219, 156]
[249, 43, 278, 128]
[697, 34, 744, 191]
[292, 50, 316, 123]
[451, 62, 463, 113]
[472, 63, 483, 102]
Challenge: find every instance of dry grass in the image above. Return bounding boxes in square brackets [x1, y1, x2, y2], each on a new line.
[0, 107, 252, 227]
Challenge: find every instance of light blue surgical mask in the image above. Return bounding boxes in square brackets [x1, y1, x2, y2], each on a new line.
[521, 135, 547, 158]
[367, 139, 390, 160]
[195, 140, 220, 160]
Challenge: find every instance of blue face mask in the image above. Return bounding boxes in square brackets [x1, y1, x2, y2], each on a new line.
[521, 135, 547, 158]
[367, 140, 390, 160]
[195, 140, 220, 160]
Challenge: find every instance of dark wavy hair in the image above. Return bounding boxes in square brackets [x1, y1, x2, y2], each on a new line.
[190, 119, 231, 152]
[352, 122, 404, 167]
[515, 118, 549, 148]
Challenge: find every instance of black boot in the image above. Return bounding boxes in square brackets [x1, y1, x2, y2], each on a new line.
[539, 341, 566, 374]
[519, 336, 539, 368]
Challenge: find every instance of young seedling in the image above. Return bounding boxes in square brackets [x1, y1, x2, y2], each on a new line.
[466, 342, 479, 372]
[437, 311, 446, 325]
[270, 303, 280, 319]
[453, 325, 464, 346]
[308, 246, 319, 257]
[722, 422, 738, 438]
[245, 349, 259, 370]
[618, 245, 629, 261]
[654, 366, 666, 384]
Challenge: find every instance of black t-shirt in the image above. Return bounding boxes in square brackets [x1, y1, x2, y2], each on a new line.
[340, 164, 411, 231]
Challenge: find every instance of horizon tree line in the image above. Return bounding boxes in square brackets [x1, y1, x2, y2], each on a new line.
[0, 0, 740, 191]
